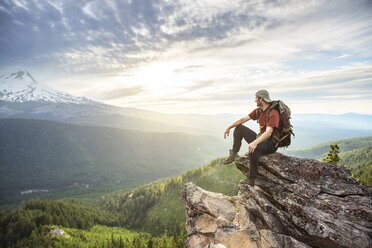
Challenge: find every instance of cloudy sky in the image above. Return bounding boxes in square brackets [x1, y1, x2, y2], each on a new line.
[1, 0, 372, 115]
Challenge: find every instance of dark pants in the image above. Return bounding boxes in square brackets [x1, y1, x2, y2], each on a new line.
[232, 125, 277, 179]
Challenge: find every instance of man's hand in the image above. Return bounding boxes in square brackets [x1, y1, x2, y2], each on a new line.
[248, 127, 274, 153]
[248, 141, 257, 153]
[224, 128, 230, 139]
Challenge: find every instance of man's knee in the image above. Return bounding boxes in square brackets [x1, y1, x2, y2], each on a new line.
[236, 124, 244, 129]
[234, 124, 244, 133]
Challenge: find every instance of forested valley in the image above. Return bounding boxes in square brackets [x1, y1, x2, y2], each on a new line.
[1, 157, 242, 247]
[1, 137, 371, 247]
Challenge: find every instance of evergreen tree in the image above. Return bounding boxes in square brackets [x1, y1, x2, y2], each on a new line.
[119, 236, 124, 248]
[147, 236, 153, 248]
[324, 144, 340, 164]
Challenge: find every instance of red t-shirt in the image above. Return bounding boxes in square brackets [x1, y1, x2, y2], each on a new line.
[248, 106, 280, 134]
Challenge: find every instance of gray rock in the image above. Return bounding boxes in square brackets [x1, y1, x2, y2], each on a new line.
[48, 226, 68, 237]
[183, 153, 372, 248]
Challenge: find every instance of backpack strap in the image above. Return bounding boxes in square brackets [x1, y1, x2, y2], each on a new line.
[256, 108, 261, 123]
[272, 132, 292, 148]
[266, 107, 271, 126]
[265, 102, 281, 144]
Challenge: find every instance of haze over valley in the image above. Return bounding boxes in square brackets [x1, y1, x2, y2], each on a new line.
[0, 70, 371, 209]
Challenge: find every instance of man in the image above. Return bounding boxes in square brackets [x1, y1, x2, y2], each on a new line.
[223, 89, 280, 186]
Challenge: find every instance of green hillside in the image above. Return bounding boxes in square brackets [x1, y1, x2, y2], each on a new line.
[0, 157, 240, 247]
[282, 136, 372, 159]
[2, 144, 370, 247]
[340, 146, 372, 185]
[2, 134, 371, 247]
[0, 118, 226, 208]
[95, 157, 244, 236]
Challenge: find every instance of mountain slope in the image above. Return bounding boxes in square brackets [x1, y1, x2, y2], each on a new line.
[1, 137, 370, 246]
[0, 101, 209, 135]
[96, 136, 372, 236]
[282, 136, 372, 159]
[94, 157, 244, 236]
[0, 157, 244, 246]
[0, 71, 93, 104]
[0, 118, 226, 206]
[340, 146, 372, 185]
[0, 70, 231, 136]
[292, 113, 372, 131]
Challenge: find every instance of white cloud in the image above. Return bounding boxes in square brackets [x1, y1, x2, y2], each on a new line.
[82, 1, 98, 20]
[92, 61, 372, 115]
[2, 0, 372, 114]
[12, 0, 29, 10]
[335, 54, 351, 59]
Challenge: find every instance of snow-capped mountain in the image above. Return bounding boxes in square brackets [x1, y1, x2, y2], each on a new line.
[0, 70, 94, 104]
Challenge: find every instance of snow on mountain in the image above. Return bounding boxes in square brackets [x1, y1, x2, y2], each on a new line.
[0, 71, 95, 104]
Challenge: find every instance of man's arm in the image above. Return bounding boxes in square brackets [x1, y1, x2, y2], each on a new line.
[224, 115, 251, 139]
[248, 126, 274, 153]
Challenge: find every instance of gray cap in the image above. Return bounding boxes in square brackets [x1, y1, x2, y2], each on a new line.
[255, 89, 272, 102]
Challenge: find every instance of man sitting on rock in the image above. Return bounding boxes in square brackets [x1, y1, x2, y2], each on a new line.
[223, 89, 280, 185]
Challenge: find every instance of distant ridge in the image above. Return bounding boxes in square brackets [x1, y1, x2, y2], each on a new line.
[283, 136, 372, 159]
[1, 70, 371, 148]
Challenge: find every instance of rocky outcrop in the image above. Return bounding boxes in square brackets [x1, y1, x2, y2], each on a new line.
[48, 226, 68, 237]
[183, 153, 372, 248]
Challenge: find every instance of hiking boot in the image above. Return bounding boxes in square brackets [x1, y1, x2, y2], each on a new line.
[223, 149, 240, 164]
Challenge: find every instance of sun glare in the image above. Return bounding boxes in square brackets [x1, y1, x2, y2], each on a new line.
[129, 61, 186, 90]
